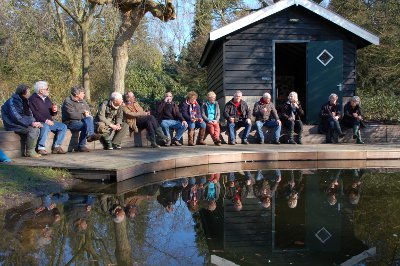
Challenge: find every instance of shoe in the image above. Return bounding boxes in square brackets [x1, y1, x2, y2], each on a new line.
[241, 139, 249, 145]
[78, 146, 90, 152]
[353, 134, 358, 139]
[273, 140, 280, 145]
[151, 142, 161, 148]
[214, 141, 222, 146]
[288, 139, 296, 144]
[37, 149, 48, 155]
[339, 133, 345, 138]
[52, 146, 67, 154]
[229, 141, 236, 145]
[171, 138, 182, 146]
[112, 144, 122, 150]
[164, 138, 171, 146]
[26, 150, 41, 158]
[357, 140, 365, 144]
[87, 134, 102, 142]
[297, 139, 303, 145]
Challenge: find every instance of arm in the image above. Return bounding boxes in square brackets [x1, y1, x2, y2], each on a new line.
[115, 107, 124, 125]
[174, 104, 185, 122]
[201, 103, 210, 123]
[29, 95, 49, 123]
[223, 103, 232, 121]
[62, 98, 83, 121]
[8, 98, 35, 127]
[179, 102, 191, 121]
[297, 103, 305, 117]
[215, 102, 221, 121]
[242, 102, 251, 119]
[123, 105, 147, 119]
[96, 102, 113, 126]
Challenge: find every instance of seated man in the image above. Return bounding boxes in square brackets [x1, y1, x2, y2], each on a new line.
[180, 91, 206, 146]
[122, 91, 168, 148]
[320, 93, 345, 143]
[1, 84, 42, 158]
[29, 81, 67, 155]
[223, 90, 251, 145]
[94, 92, 129, 150]
[62, 85, 101, 152]
[156, 91, 187, 146]
[253, 92, 281, 144]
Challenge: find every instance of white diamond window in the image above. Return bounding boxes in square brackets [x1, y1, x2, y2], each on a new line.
[317, 50, 334, 66]
[315, 227, 332, 243]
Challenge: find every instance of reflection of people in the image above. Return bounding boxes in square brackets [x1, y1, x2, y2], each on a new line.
[341, 96, 365, 144]
[253, 92, 282, 144]
[157, 179, 186, 212]
[320, 93, 345, 143]
[285, 170, 304, 208]
[62, 85, 101, 152]
[180, 91, 206, 146]
[345, 169, 362, 205]
[64, 195, 96, 232]
[223, 90, 251, 145]
[1, 84, 42, 157]
[29, 81, 68, 155]
[94, 92, 129, 150]
[254, 170, 281, 208]
[201, 91, 222, 145]
[156, 91, 188, 146]
[322, 170, 343, 206]
[280, 91, 304, 144]
[123, 91, 168, 148]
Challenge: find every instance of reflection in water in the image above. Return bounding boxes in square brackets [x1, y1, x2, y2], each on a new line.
[1, 169, 400, 265]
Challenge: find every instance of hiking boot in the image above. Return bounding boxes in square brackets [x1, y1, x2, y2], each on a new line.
[52, 146, 67, 154]
[151, 142, 161, 148]
[288, 139, 296, 144]
[171, 138, 182, 146]
[26, 150, 41, 158]
[78, 146, 90, 152]
[241, 139, 249, 145]
[214, 141, 222, 146]
[273, 140, 281, 145]
[112, 144, 122, 150]
[87, 134, 102, 142]
[164, 138, 171, 146]
[37, 149, 48, 155]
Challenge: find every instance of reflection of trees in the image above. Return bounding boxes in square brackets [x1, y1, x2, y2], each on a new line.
[354, 172, 400, 265]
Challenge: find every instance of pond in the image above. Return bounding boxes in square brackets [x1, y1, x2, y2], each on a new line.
[1, 168, 399, 265]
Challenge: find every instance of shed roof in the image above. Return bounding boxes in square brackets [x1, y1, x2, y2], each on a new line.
[199, 0, 379, 67]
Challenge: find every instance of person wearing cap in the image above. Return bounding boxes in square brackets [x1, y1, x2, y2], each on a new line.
[62, 85, 102, 152]
[253, 92, 282, 144]
[1, 84, 42, 158]
[341, 96, 365, 144]
[29, 81, 67, 155]
[94, 92, 129, 150]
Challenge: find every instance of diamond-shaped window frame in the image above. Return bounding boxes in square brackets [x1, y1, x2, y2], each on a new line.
[317, 49, 334, 66]
[315, 227, 332, 243]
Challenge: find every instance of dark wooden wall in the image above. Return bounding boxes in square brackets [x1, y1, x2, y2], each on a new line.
[207, 45, 224, 99]
[215, 6, 360, 97]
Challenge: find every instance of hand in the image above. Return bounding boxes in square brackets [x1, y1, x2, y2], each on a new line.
[212, 120, 218, 124]
[331, 112, 336, 117]
[182, 121, 188, 128]
[289, 117, 294, 121]
[32, 122, 42, 128]
[292, 103, 299, 108]
[262, 107, 267, 114]
[277, 119, 282, 126]
[191, 118, 196, 123]
[229, 117, 235, 123]
[246, 118, 251, 124]
[198, 118, 203, 123]
[335, 116, 340, 121]
[83, 110, 90, 117]
[353, 113, 358, 118]
[46, 120, 54, 126]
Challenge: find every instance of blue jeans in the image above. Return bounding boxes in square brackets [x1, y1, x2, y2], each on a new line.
[160, 120, 186, 140]
[67, 117, 95, 148]
[256, 120, 281, 143]
[187, 120, 206, 130]
[38, 121, 67, 150]
[228, 120, 251, 142]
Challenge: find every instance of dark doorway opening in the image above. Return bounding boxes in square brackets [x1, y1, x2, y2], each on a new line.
[275, 43, 307, 119]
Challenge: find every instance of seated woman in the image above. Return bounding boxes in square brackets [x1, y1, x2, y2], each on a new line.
[280, 91, 304, 144]
[341, 96, 365, 144]
[179, 91, 206, 146]
[123, 91, 168, 148]
[320, 93, 345, 143]
[201, 91, 222, 145]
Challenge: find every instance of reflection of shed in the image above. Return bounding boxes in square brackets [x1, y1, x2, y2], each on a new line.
[199, 0, 379, 123]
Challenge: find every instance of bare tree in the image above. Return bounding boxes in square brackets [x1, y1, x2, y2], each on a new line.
[88, 0, 176, 94]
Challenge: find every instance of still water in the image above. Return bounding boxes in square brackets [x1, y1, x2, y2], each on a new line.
[1, 168, 399, 265]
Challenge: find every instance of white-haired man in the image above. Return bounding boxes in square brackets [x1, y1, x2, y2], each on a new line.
[253, 92, 281, 144]
[29, 81, 67, 155]
[94, 92, 129, 150]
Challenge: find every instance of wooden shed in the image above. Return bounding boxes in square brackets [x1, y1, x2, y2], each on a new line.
[199, 0, 379, 123]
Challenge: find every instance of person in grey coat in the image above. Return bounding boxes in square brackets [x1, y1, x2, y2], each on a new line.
[201, 91, 222, 145]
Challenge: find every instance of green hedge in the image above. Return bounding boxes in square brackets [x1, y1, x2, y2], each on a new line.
[357, 90, 400, 123]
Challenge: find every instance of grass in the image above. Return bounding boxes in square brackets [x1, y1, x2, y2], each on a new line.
[0, 164, 72, 206]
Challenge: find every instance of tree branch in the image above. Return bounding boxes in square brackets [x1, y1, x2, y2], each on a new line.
[54, 0, 82, 26]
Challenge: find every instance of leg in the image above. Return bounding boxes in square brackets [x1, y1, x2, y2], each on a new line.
[171, 120, 186, 145]
[160, 120, 173, 139]
[37, 123, 51, 154]
[68, 120, 86, 148]
[294, 120, 303, 144]
[16, 127, 41, 157]
[228, 122, 236, 144]
[112, 122, 129, 147]
[214, 123, 221, 144]
[206, 122, 216, 142]
[51, 121, 67, 154]
[196, 121, 207, 145]
[187, 120, 195, 146]
[255, 121, 265, 144]
[240, 120, 251, 144]
[285, 120, 296, 144]
[264, 120, 281, 144]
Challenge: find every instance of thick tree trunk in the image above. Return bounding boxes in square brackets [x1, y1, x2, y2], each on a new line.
[82, 25, 91, 101]
[112, 9, 144, 94]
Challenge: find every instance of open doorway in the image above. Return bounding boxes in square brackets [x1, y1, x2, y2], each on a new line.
[275, 42, 307, 118]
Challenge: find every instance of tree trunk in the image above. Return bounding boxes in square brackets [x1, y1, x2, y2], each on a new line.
[112, 9, 144, 94]
[82, 25, 91, 101]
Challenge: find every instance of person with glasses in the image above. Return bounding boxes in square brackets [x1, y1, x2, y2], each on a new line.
[29, 81, 67, 155]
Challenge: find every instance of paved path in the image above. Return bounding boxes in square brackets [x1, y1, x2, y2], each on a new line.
[9, 143, 400, 182]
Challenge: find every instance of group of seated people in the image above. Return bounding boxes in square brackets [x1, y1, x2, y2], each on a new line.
[1, 81, 365, 158]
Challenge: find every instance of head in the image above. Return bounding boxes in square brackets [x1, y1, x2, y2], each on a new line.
[186, 91, 198, 104]
[123, 91, 136, 104]
[288, 91, 298, 103]
[34, 81, 49, 97]
[327, 194, 337, 205]
[165, 91, 173, 102]
[110, 92, 123, 108]
[263, 92, 272, 103]
[349, 192, 360, 205]
[233, 90, 243, 103]
[328, 93, 338, 105]
[261, 196, 271, 209]
[350, 96, 361, 107]
[181, 177, 189, 188]
[112, 205, 126, 223]
[207, 91, 217, 104]
[233, 199, 242, 211]
[70, 85, 85, 101]
[208, 199, 217, 211]
[288, 193, 298, 208]
[15, 84, 31, 99]
[126, 204, 138, 220]
[73, 218, 88, 232]
[166, 203, 174, 213]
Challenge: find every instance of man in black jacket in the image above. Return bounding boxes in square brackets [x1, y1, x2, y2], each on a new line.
[223, 90, 251, 145]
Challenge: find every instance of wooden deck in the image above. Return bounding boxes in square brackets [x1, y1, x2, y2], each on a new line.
[8, 143, 400, 182]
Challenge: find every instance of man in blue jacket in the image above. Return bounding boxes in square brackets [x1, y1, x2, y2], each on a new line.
[1, 84, 42, 157]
